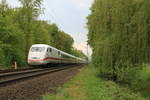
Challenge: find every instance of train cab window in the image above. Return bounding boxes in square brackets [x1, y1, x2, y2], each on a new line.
[49, 48, 52, 52]
[47, 48, 52, 52]
[31, 47, 45, 52]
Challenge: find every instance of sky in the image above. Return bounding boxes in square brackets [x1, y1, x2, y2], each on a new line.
[6, 0, 93, 56]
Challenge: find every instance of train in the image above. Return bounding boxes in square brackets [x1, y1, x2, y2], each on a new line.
[27, 44, 86, 66]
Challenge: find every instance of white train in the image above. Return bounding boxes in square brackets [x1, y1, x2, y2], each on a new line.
[28, 44, 86, 65]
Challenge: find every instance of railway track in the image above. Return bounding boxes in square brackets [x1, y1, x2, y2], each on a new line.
[0, 66, 72, 85]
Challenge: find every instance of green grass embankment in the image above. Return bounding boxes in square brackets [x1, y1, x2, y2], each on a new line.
[43, 66, 149, 100]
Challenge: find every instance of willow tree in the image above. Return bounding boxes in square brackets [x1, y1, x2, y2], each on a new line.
[87, 0, 150, 82]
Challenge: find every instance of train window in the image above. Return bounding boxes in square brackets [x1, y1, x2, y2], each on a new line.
[62, 54, 70, 58]
[49, 48, 52, 52]
[31, 47, 45, 52]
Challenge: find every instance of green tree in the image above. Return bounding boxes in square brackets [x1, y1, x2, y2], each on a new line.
[16, 0, 43, 56]
[0, 3, 26, 67]
[87, 0, 150, 82]
[0, 0, 85, 68]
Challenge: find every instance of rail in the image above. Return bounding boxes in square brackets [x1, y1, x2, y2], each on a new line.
[0, 66, 73, 85]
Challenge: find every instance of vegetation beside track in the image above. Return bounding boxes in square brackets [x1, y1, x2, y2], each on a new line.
[0, 66, 13, 70]
[0, 65, 30, 70]
[87, 0, 150, 94]
[0, 0, 85, 69]
[43, 66, 150, 100]
[0, 66, 22, 70]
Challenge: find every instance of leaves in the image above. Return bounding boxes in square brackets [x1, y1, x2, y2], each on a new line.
[0, 0, 85, 67]
[87, 0, 150, 82]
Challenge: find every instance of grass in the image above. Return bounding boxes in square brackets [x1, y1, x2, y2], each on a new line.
[138, 66, 150, 98]
[0, 66, 14, 70]
[0, 65, 29, 70]
[140, 66, 150, 87]
[43, 66, 149, 100]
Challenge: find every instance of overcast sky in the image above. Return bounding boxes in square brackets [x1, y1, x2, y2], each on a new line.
[6, 0, 93, 56]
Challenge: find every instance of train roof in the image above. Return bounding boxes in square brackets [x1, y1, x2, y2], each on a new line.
[31, 44, 49, 47]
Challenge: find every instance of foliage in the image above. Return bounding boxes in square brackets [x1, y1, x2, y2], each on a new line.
[0, 3, 26, 67]
[71, 48, 86, 58]
[43, 66, 148, 100]
[15, 0, 43, 56]
[0, 0, 85, 68]
[49, 25, 74, 53]
[87, 0, 150, 83]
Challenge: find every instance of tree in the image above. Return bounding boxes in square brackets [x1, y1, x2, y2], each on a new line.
[71, 48, 86, 58]
[0, 0, 84, 68]
[16, 0, 43, 56]
[0, 3, 26, 66]
[87, 0, 150, 82]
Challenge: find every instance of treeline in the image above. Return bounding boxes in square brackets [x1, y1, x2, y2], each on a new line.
[0, 0, 85, 67]
[87, 0, 150, 84]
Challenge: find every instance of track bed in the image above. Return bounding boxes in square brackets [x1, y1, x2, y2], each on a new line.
[0, 65, 83, 100]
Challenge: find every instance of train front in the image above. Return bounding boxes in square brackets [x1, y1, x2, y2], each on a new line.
[28, 45, 47, 65]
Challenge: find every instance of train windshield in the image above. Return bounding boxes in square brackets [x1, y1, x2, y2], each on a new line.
[31, 47, 45, 52]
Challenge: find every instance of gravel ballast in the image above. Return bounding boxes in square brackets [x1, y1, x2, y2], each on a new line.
[0, 66, 82, 100]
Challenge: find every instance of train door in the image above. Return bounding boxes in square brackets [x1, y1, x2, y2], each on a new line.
[57, 51, 62, 63]
[46, 48, 53, 63]
[52, 49, 59, 63]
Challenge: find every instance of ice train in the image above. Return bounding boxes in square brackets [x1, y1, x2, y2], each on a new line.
[28, 44, 86, 66]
